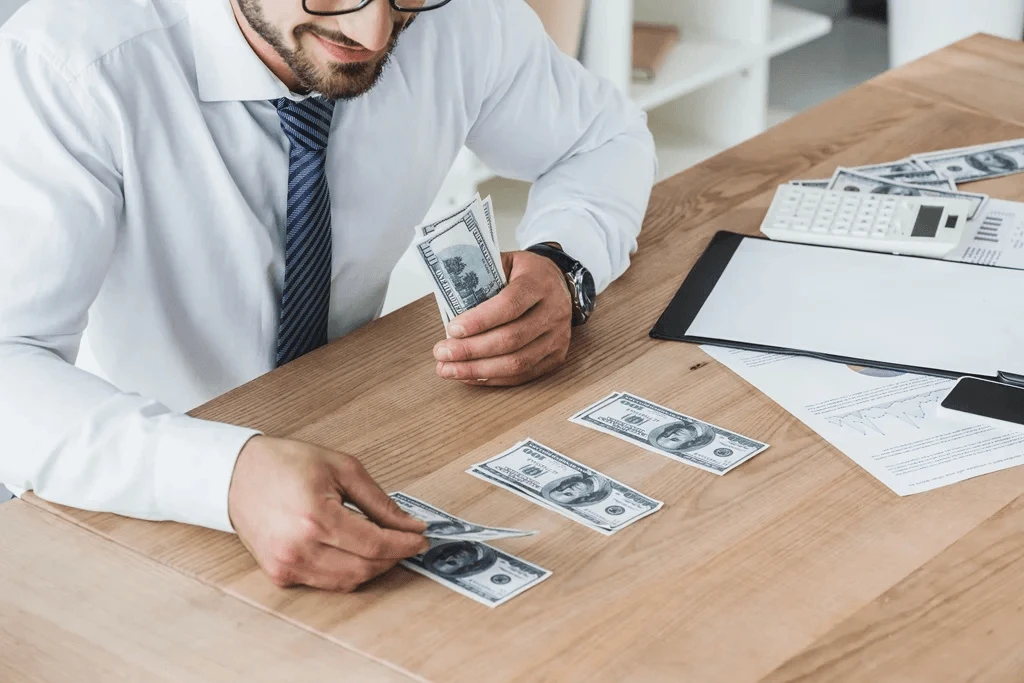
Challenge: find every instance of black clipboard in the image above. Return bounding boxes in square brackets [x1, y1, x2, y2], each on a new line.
[649, 231, 1024, 386]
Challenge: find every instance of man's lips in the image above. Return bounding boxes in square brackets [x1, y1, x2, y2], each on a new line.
[311, 33, 377, 63]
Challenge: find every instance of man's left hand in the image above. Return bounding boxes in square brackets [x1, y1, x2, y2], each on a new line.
[433, 250, 573, 387]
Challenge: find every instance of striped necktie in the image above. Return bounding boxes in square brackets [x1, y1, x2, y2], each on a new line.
[273, 96, 336, 367]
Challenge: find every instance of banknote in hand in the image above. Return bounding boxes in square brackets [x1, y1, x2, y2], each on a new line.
[413, 194, 505, 330]
[390, 492, 536, 543]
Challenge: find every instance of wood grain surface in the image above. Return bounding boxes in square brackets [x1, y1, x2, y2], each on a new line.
[0, 502, 417, 683]
[20, 34, 1024, 683]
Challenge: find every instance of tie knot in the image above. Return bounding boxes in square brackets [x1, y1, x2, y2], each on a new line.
[274, 97, 335, 152]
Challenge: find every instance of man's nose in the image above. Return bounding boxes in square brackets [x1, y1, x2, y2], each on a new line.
[332, 2, 393, 52]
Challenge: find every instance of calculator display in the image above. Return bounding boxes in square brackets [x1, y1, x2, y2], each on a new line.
[911, 205, 943, 238]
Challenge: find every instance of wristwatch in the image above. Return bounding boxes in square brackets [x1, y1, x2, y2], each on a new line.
[526, 243, 597, 327]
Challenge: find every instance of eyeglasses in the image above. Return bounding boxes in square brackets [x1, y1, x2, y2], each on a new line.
[302, 0, 453, 17]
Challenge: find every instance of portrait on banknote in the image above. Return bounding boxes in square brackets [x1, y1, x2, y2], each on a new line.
[648, 420, 716, 454]
[423, 541, 498, 578]
[540, 473, 612, 507]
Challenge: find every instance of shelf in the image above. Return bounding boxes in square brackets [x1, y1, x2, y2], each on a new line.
[647, 108, 730, 181]
[631, 38, 757, 112]
[768, 3, 833, 58]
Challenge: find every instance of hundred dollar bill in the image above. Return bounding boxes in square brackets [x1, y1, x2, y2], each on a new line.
[401, 538, 550, 608]
[827, 168, 988, 218]
[877, 169, 956, 189]
[913, 138, 1024, 184]
[415, 207, 505, 319]
[569, 392, 770, 476]
[390, 492, 536, 543]
[468, 439, 663, 535]
[850, 159, 928, 176]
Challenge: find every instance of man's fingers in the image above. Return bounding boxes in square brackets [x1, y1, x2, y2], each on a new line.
[464, 352, 563, 387]
[447, 278, 543, 339]
[329, 454, 426, 533]
[301, 544, 399, 593]
[434, 304, 548, 362]
[319, 503, 429, 559]
[437, 333, 557, 381]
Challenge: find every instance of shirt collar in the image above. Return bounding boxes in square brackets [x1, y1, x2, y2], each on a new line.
[187, 0, 297, 103]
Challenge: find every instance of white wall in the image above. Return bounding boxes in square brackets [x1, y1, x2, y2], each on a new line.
[0, 0, 24, 25]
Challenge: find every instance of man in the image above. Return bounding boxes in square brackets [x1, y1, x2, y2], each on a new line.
[0, 0, 655, 592]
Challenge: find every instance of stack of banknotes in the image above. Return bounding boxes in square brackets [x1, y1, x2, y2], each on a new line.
[392, 393, 770, 607]
[791, 137, 1024, 219]
[413, 194, 505, 331]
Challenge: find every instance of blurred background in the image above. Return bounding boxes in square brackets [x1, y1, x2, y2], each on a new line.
[0, 1, 1021, 506]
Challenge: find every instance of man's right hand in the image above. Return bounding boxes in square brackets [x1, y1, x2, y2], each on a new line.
[227, 435, 428, 592]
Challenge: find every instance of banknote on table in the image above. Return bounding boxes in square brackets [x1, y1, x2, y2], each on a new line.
[390, 492, 536, 543]
[849, 159, 929, 176]
[789, 179, 830, 188]
[913, 138, 1024, 184]
[876, 169, 956, 189]
[401, 537, 550, 608]
[827, 168, 988, 218]
[569, 392, 770, 476]
[468, 439, 663, 535]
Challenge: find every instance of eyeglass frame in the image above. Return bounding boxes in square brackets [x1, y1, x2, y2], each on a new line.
[302, 0, 454, 17]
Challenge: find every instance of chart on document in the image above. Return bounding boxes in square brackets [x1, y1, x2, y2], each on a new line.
[702, 347, 1024, 496]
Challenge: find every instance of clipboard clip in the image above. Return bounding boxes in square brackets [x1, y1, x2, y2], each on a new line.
[997, 371, 1024, 388]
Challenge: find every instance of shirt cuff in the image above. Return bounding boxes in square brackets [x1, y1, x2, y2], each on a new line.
[518, 209, 614, 292]
[152, 415, 261, 533]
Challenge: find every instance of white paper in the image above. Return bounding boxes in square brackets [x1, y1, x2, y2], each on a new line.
[702, 346, 1024, 495]
[946, 198, 1024, 270]
[686, 238, 1024, 377]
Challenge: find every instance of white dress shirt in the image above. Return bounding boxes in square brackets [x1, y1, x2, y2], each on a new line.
[0, 0, 656, 531]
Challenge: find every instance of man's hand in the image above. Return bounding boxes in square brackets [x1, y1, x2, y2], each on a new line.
[433, 250, 573, 387]
[228, 436, 428, 592]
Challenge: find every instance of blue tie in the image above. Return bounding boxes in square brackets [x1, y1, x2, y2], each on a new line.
[273, 96, 336, 367]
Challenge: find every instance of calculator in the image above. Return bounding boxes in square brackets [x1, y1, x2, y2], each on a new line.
[760, 186, 971, 257]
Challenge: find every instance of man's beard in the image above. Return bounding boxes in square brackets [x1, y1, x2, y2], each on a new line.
[237, 0, 408, 100]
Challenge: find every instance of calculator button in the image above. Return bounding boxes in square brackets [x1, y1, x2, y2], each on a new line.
[811, 221, 831, 233]
[791, 219, 810, 231]
[851, 225, 869, 237]
[832, 223, 850, 235]
[871, 226, 888, 238]
[772, 220, 791, 230]
[876, 222, 894, 234]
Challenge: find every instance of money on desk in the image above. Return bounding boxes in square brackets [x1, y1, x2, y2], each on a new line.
[826, 168, 988, 217]
[913, 138, 1024, 183]
[570, 392, 770, 476]
[468, 440, 663, 535]
[413, 194, 505, 331]
[391, 492, 536, 543]
[785, 138, 1024, 210]
[390, 494, 549, 608]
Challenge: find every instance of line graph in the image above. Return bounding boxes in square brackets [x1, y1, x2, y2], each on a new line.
[825, 389, 947, 436]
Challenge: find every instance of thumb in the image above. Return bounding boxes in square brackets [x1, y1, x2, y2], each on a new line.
[330, 455, 426, 533]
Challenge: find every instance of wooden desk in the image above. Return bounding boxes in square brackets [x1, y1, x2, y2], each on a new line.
[13, 34, 1024, 682]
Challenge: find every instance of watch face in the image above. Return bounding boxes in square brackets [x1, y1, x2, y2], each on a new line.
[573, 266, 596, 323]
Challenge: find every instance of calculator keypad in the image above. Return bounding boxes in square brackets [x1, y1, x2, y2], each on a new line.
[771, 189, 900, 239]
[761, 185, 970, 259]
